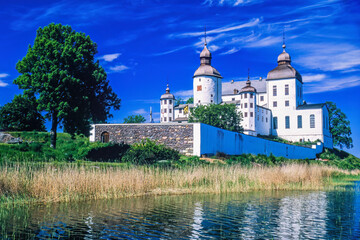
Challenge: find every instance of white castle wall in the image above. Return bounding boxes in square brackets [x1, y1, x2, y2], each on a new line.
[193, 123, 323, 159]
[193, 76, 222, 105]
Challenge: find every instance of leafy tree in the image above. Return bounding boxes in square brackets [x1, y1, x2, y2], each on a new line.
[174, 97, 184, 106]
[326, 101, 353, 149]
[0, 94, 45, 131]
[123, 114, 146, 123]
[14, 23, 120, 148]
[188, 104, 243, 133]
[186, 97, 194, 104]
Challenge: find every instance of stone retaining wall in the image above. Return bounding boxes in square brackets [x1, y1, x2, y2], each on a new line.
[92, 124, 194, 155]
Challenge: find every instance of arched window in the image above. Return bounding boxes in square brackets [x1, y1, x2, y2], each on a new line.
[310, 114, 315, 128]
[101, 132, 110, 143]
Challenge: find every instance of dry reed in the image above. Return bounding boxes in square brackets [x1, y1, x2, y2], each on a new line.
[0, 164, 357, 203]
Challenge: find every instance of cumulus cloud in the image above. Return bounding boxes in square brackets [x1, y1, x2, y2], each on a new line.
[99, 53, 121, 62]
[0, 73, 9, 87]
[133, 108, 147, 115]
[173, 89, 193, 98]
[110, 65, 129, 72]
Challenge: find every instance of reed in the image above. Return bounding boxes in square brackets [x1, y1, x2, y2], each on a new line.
[0, 163, 358, 203]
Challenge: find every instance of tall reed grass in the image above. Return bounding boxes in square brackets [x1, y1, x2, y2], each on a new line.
[0, 163, 357, 203]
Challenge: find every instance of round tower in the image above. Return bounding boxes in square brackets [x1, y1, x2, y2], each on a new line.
[240, 79, 257, 136]
[193, 41, 223, 106]
[160, 84, 175, 123]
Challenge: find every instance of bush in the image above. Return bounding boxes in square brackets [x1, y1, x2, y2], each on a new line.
[122, 139, 180, 165]
[79, 142, 130, 162]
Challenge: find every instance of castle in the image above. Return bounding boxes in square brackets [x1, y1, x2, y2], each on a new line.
[160, 40, 333, 149]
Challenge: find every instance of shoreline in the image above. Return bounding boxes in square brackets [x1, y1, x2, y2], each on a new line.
[0, 163, 359, 205]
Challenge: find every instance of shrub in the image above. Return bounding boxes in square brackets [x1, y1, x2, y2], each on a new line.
[79, 142, 130, 162]
[122, 139, 180, 165]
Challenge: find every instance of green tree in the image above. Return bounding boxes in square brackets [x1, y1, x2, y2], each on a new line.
[186, 97, 194, 104]
[174, 97, 184, 106]
[0, 94, 45, 131]
[123, 114, 146, 123]
[14, 23, 120, 148]
[326, 101, 353, 149]
[188, 104, 243, 133]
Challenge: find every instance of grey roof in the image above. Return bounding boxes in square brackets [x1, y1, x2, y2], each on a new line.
[174, 104, 194, 109]
[194, 65, 222, 78]
[222, 80, 266, 95]
[267, 64, 302, 82]
[297, 103, 325, 110]
[222, 100, 241, 105]
[173, 117, 189, 122]
[160, 93, 175, 100]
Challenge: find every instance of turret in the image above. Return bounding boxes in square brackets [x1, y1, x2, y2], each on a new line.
[160, 84, 175, 123]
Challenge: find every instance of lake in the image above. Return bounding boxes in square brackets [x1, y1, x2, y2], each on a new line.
[2, 182, 360, 239]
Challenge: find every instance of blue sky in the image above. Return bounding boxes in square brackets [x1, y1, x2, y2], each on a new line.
[0, 0, 359, 156]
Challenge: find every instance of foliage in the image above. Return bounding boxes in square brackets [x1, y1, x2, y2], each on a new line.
[326, 101, 353, 149]
[122, 139, 180, 165]
[123, 114, 146, 123]
[186, 97, 194, 104]
[189, 103, 243, 133]
[257, 134, 320, 147]
[174, 97, 184, 106]
[0, 95, 45, 131]
[14, 23, 120, 148]
[78, 142, 130, 162]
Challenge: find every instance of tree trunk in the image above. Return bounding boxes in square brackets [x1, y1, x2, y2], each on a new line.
[50, 112, 58, 149]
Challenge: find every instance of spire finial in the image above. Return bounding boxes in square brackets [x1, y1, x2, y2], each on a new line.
[204, 25, 207, 46]
[166, 83, 170, 93]
[246, 68, 251, 86]
[282, 27, 286, 52]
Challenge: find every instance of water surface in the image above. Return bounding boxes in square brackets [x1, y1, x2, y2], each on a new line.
[2, 183, 360, 239]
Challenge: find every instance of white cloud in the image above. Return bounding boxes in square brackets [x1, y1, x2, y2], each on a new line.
[203, 0, 262, 6]
[297, 43, 360, 72]
[220, 48, 240, 55]
[133, 108, 147, 115]
[302, 74, 327, 83]
[0, 73, 9, 87]
[0, 73, 9, 78]
[0, 80, 8, 87]
[100, 53, 121, 62]
[246, 36, 282, 48]
[110, 65, 129, 72]
[175, 18, 260, 38]
[173, 89, 193, 98]
[305, 76, 360, 94]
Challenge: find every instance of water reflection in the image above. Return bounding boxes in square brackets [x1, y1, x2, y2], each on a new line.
[1, 184, 360, 239]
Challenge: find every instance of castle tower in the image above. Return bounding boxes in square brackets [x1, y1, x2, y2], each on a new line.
[240, 79, 257, 136]
[160, 84, 175, 123]
[193, 36, 223, 106]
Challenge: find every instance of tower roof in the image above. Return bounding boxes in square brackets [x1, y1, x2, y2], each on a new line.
[193, 36, 222, 78]
[160, 84, 175, 100]
[240, 79, 256, 93]
[267, 44, 302, 82]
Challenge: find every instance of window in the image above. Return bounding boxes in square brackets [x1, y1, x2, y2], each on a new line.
[164, 117, 167, 121]
[164, 100, 167, 104]
[169, 100, 172, 104]
[164, 109, 167, 113]
[285, 116, 290, 129]
[310, 114, 315, 128]
[197, 85, 202, 91]
[250, 112, 253, 117]
[211, 94, 213, 97]
[298, 115, 302, 128]
[257, 116, 259, 121]
[260, 96, 264, 101]
[245, 112, 248, 117]
[266, 117, 268, 123]
[273, 117, 278, 129]
[161, 109, 163, 114]
[285, 100, 289, 106]
[211, 100, 213, 103]
[232, 98, 235, 101]
[241, 95, 243, 99]
[169, 117, 172, 121]
[244, 93, 247, 98]
[179, 109, 182, 113]
[244, 103, 248, 108]
[101, 132, 109, 143]
[169, 109, 172, 113]
[199, 78, 201, 82]
[273, 101, 277, 107]
[198, 100, 201, 103]
[250, 103, 253, 108]
[262, 116, 264, 122]
[241, 104, 243, 109]
[273, 85, 277, 96]
[285, 84, 289, 95]
[250, 94, 253, 98]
